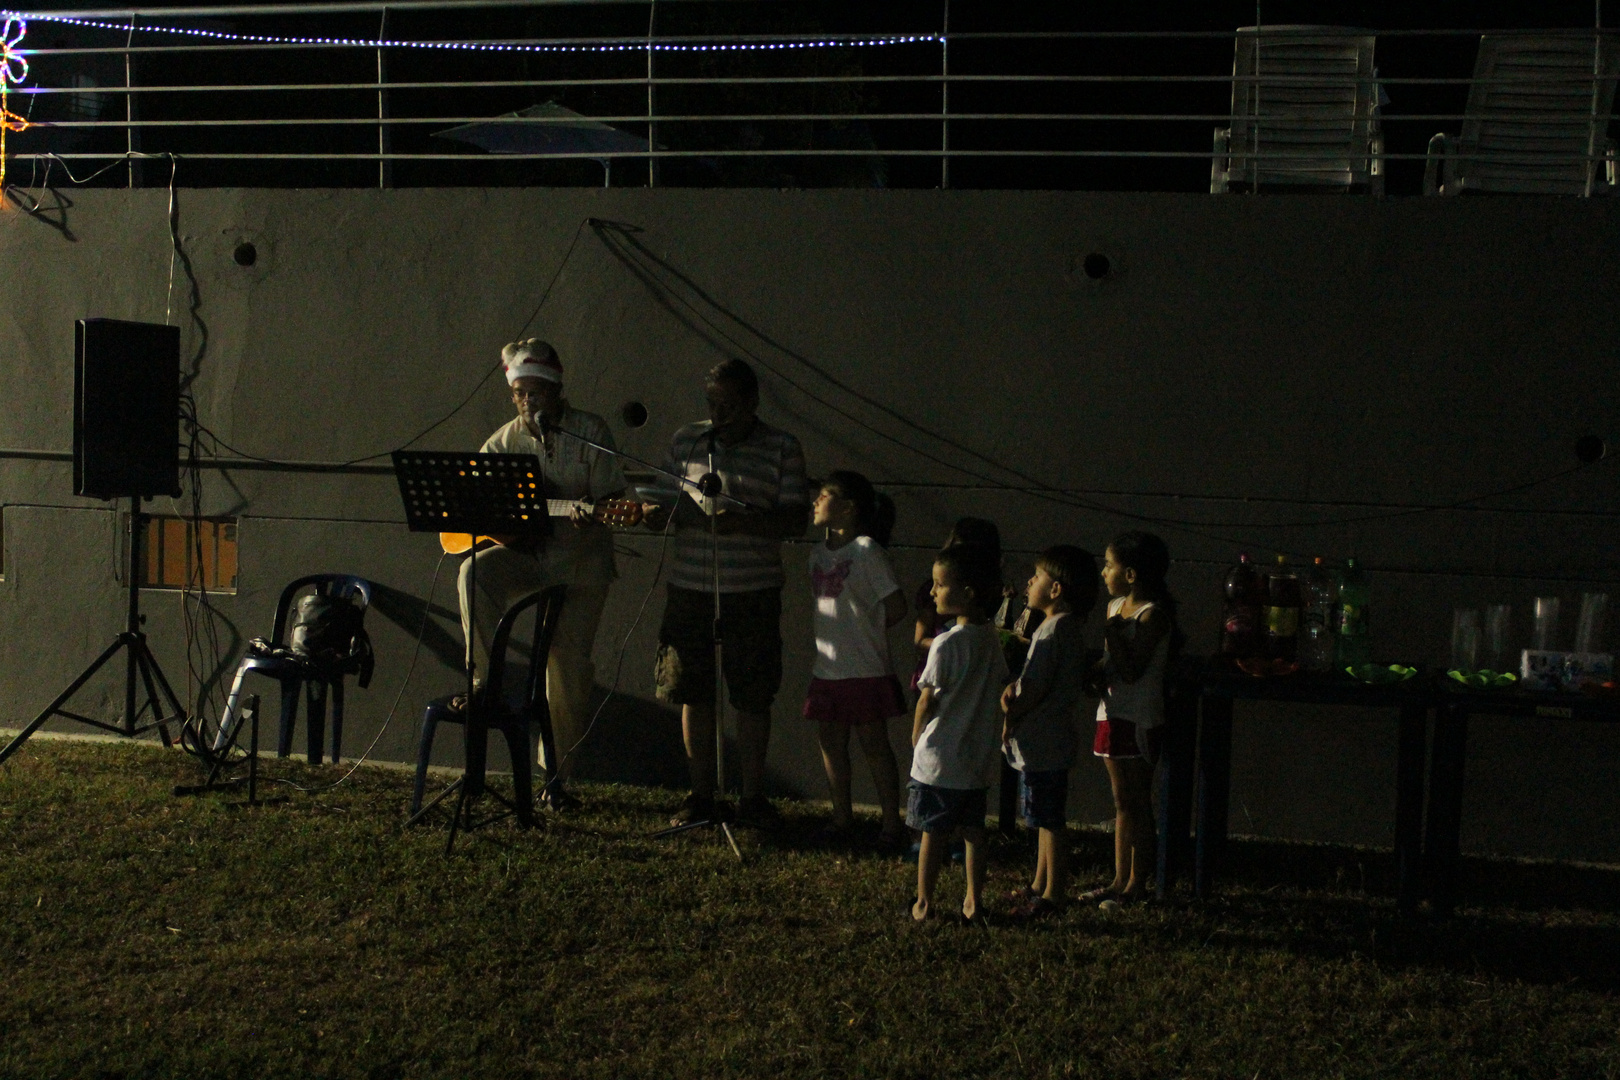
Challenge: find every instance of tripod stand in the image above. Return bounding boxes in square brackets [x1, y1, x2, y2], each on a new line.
[649, 465, 743, 858]
[0, 497, 186, 765]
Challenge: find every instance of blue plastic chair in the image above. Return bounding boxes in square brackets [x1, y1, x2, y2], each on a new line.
[410, 584, 567, 829]
[212, 574, 374, 764]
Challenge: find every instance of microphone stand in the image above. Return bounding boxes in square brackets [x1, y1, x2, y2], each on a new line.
[545, 423, 747, 859]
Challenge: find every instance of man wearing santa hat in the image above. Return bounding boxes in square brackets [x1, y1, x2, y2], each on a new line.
[456, 338, 627, 810]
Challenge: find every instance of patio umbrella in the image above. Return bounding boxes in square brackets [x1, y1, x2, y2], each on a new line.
[434, 101, 650, 186]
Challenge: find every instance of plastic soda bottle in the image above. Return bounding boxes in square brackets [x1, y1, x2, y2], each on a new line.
[1264, 555, 1302, 661]
[1301, 557, 1339, 671]
[1220, 553, 1263, 657]
[1337, 557, 1371, 668]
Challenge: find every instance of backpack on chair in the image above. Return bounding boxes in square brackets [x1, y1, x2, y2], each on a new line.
[287, 589, 375, 688]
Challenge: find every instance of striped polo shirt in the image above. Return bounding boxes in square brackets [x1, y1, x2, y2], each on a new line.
[648, 418, 808, 593]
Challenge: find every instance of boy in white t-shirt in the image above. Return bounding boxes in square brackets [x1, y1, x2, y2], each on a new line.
[1000, 545, 1098, 919]
[909, 543, 1009, 924]
[804, 472, 908, 847]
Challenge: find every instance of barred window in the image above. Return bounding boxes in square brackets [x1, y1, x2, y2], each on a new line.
[140, 516, 238, 593]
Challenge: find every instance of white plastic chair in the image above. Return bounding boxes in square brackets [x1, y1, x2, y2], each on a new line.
[1212, 25, 1384, 195]
[1426, 34, 1620, 196]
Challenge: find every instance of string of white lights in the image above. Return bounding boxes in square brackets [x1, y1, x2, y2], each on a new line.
[3, 12, 940, 54]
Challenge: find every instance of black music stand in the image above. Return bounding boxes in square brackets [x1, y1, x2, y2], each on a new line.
[393, 451, 550, 849]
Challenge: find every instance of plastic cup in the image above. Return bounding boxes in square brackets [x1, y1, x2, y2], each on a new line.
[1575, 592, 1609, 654]
[1450, 608, 1480, 672]
[1485, 604, 1512, 670]
[1533, 596, 1560, 652]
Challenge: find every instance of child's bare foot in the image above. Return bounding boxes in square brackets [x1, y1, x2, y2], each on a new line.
[911, 899, 930, 922]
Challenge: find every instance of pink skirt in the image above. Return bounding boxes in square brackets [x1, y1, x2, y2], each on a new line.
[803, 675, 907, 726]
[1093, 716, 1142, 759]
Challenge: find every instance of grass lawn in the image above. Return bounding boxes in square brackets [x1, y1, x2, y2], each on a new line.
[1, 737, 1617, 1079]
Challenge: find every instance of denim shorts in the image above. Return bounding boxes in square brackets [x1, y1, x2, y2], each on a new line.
[905, 779, 988, 834]
[1018, 768, 1069, 831]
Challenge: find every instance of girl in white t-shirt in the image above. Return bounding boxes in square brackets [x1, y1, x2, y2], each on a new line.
[804, 471, 908, 847]
[1090, 531, 1181, 908]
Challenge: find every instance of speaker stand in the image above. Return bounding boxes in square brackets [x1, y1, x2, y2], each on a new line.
[0, 498, 186, 765]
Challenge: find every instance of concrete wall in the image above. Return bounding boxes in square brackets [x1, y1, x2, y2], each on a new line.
[0, 187, 1615, 862]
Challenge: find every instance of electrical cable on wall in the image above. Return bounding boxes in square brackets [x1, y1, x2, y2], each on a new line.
[587, 220, 1614, 555]
[586, 220, 1344, 554]
[191, 216, 593, 471]
[71, 196, 1600, 568]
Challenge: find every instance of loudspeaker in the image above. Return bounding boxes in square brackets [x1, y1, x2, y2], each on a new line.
[73, 318, 181, 500]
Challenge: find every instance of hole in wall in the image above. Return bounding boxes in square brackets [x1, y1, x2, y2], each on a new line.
[621, 401, 649, 429]
[1576, 434, 1607, 464]
[233, 242, 257, 267]
[1068, 245, 1126, 289]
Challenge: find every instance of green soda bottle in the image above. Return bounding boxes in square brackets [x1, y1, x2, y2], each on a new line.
[1337, 557, 1371, 668]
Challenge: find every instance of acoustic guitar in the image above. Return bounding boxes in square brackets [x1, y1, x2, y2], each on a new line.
[440, 497, 644, 555]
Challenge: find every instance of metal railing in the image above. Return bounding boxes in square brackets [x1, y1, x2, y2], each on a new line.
[0, 3, 1615, 193]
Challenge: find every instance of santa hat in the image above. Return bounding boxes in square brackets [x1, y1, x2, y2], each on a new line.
[502, 339, 563, 385]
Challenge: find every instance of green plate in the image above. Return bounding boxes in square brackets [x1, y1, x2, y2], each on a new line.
[1345, 664, 1417, 685]
[1446, 669, 1518, 689]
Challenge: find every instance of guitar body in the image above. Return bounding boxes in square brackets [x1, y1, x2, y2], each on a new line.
[439, 533, 498, 556]
[440, 497, 643, 556]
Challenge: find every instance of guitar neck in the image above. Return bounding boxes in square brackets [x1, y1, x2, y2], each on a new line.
[546, 499, 586, 517]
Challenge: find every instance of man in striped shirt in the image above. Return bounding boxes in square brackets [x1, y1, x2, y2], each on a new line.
[642, 359, 809, 828]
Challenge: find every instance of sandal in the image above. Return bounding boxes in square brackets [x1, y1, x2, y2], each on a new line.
[669, 792, 716, 827]
[1078, 885, 1119, 904]
[1098, 892, 1140, 912]
[1011, 896, 1063, 922]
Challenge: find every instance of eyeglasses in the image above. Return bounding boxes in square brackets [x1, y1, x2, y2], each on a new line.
[511, 387, 552, 401]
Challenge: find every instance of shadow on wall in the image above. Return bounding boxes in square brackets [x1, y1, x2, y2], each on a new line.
[364, 576, 854, 801]
[569, 687, 688, 790]
[366, 581, 464, 672]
